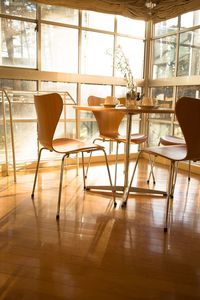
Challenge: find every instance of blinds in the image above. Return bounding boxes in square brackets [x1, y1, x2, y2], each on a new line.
[32, 0, 200, 22]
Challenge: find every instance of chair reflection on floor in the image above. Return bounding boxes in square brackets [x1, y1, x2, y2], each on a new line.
[31, 93, 114, 218]
[125, 96, 200, 232]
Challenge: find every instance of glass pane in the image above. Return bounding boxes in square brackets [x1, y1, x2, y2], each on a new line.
[150, 87, 174, 121]
[81, 83, 111, 105]
[177, 29, 200, 76]
[0, 18, 36, 68]
[13, 122, 38, 162]
[0, 81, 37, 164]
[82, 11, 114, 31]
[116, 37, 144, 79]
[177, 85, 200, 99]
[151, 87, 174, 108]
[80, 84, 111, 139]
[117, 16, 145, 38]
[115, 85, 127, 99]
[40, 81, 77, 119]
[41, 24, 78, 72]
[180, 10, 200, 29]
[41, 5, 78, 25]
[148, 121, 171, 146]
[6, 93, 35, 119]
[174, 124, 184, 138]
[152, 35, 176, 79]
[80, 120, 98, 141]
[0, 0, 36, 19]
[55, 121, 76, 140]
[0, 79, 36, 91]
[81, 31, 114, 76]
[41, 81, 77, 98]
[154, 17, 178, 37]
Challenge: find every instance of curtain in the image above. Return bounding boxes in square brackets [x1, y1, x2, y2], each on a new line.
[32, 0, 200, 22]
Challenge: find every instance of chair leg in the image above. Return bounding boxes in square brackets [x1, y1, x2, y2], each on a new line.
[188, 160, 191, 181]
[56, 154, 68, 220]
[114, 142, 119, 192]
[170, 161, 178, 198]
[164, 161, 175, 232]
[122, 151, 142, 206]
[102, 148, 116, 206]
[81, 152, 86, 189]
[85, 137, 102, 179]
[85, 151, 92, 179]
[31, 147, 44, 198]
[147, 154, 156, 184]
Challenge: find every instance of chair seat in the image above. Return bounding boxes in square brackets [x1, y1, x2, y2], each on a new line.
[99, 133, 147, 144]
[144, 144, 187, 161]
[52, 138, 103, 153]
[118, 133, 147, 144]
[160, 134, 185, 146]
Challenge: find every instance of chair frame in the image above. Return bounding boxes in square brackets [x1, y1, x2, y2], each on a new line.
[124, 96, 200, 232]
[31, 93, 114, 218]
[86, 95, 147, 201]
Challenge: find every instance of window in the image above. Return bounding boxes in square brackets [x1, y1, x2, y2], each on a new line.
[154, 17, 178, 37]
[152, 36, 176, 79]
[81, 31, 114, 76]
[82, 11, 114, 31]
[0, 1, 147, 166]
[180, 10, 200, 29]
[117, 16, 145, 38]
[178, 29, 200, 76]
[41, 5, 79, 25]
[41, 24, 78, 73]
[0, 19, 36, 68]
[116, 36, 144, 79]
[0, 0, 36, 19]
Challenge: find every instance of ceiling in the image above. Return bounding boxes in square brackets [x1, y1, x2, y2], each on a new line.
[33, 0, 200, 23]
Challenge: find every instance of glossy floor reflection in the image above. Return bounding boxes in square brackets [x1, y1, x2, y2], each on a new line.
[0, 159, 200, 299]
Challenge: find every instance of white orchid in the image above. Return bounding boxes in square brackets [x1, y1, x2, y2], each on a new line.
[114, 45, 135, 91]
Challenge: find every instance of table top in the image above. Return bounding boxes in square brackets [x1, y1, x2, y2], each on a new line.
[74, 105, 174, 114]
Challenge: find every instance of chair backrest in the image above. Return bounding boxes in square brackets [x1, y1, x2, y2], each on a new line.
[176, 96, 200, 161]
[34, 93, 63, 150]
[87, 95, 125, 138]
[88, 95, 105, 106]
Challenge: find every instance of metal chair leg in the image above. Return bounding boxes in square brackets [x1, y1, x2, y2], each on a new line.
[147, 141, 161, 184]
[56, 154, 68, 219]
[102, 148, 116, 206]
[122, 151, 142, 206]
[112, 142, 119, 206]
[31, 147, 44, 198]
[188, 160, 191, 181]
[85, 137, 102, 179]
[147, 154, 156, 184]
[164, 161, 175, 232]
[114, 142, 119, 191]
[85, 152, 92, 179]
[170, 161, 178, 198]
[81, 152, 86, 189]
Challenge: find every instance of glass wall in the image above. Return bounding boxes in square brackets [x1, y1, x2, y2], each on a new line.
[1, 0, 200, 171]
[0, 0, 146, 167]
[149, 9, 200, 155]
[152, 12, 200, 79]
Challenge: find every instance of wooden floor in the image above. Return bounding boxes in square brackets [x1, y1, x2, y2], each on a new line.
[0, 159, 200, 299]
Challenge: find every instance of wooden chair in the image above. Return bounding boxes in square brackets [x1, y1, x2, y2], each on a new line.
[87, 96, 147, 196]
[124, 96, 200, 232]
[147, 135, 191, 196]
[31, 93, 114, 218]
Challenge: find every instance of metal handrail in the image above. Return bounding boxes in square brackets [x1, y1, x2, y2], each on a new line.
[0, 90, 78, 181]
[1, 90, 17, 182]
